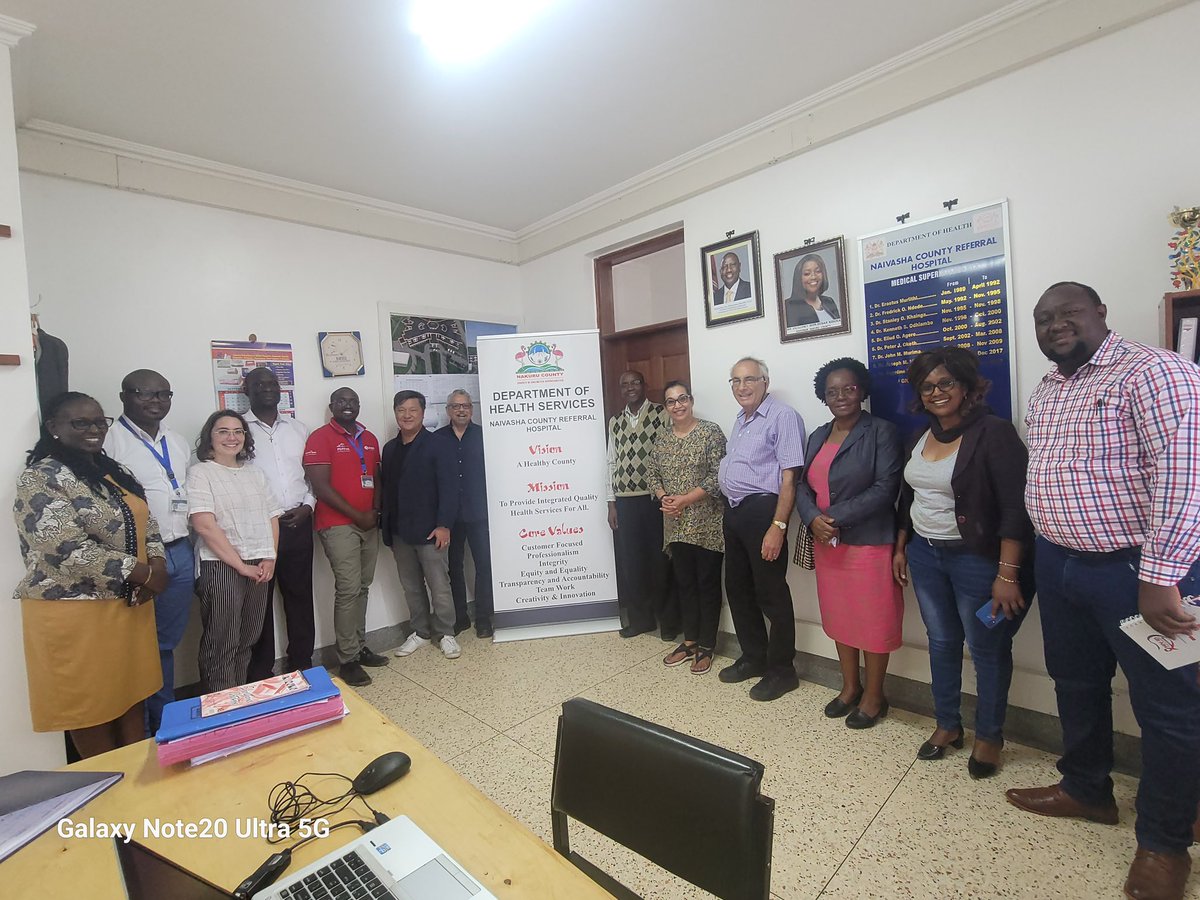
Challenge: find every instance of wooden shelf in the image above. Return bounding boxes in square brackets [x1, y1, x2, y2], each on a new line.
[0, 354, 21, 366]
[1162, 289, 1200, 358]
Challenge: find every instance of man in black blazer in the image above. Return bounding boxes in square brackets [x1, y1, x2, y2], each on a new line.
[382, 390, 462, 660]
[714, 252, 753, 305]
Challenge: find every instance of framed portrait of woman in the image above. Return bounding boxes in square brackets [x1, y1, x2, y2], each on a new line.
[775, 236, 851, 342]
[701, 231, 764, 328]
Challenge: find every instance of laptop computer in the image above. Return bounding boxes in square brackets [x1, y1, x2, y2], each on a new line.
[117, 815, 496, 900]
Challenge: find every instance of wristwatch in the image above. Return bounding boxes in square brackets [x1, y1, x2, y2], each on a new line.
[772, 519, 788, 531]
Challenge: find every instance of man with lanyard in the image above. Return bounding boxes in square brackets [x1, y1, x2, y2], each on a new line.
[242, 367, 317, 681]
[1007, 282, 1200, 900]
[303, 387, 386, 687]
[104, 369, 193, 734]
[436, 389, 494, 639]
[717, 357, 806, 702]
[606, 370, 678, 639]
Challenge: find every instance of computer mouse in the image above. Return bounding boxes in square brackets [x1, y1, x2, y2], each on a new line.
[352, 751, 412, 794]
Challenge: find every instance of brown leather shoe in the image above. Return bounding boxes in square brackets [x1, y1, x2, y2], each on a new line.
[1123, 847, 1191, 900]
[1005, 784, 1119, 825]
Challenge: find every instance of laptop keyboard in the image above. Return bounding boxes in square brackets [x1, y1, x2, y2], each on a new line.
[278, 849, 395, 900]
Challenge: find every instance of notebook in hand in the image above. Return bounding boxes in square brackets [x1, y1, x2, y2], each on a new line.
[1119, 596, 1200, 669]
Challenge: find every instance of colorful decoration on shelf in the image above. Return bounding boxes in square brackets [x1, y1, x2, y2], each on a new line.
[1168, 206, 1200, 290]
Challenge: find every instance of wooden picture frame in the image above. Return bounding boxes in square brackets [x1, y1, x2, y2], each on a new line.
[775, 236, 851, 342]
[701, 231, 764, 328]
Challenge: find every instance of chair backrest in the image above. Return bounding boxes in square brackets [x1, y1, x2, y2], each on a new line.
[551, 697, 773, 900]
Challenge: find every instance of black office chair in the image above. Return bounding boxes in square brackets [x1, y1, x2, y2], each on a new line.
[551, 697, 774, 900]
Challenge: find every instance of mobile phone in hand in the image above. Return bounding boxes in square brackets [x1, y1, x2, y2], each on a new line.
[976, 600, 1003, 629]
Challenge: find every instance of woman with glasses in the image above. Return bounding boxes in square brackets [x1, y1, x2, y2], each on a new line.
[648, 381, 727, 675]
[893, 347, 1033, 777]
[796, 359, 903, 728]
[187, 410, 282, 691]
[12, 392, 166, 758]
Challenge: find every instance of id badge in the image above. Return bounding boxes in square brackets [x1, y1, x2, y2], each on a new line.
[360, 475, 374, 489]
[170, 491, 189, 514]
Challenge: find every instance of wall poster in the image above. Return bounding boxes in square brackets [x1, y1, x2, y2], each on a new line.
[210, 340, 296, 416]
[390, 315, 517, 428]
[859, 201, 1016, 436]
[476, 330, 619, 640]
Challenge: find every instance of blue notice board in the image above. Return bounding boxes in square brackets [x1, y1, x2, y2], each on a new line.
[859, 201, 1016, 437]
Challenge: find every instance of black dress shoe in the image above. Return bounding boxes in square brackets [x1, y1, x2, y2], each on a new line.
[749, 672, 800, 702]
[917, 729, 964, 760]
[475, 621, 494, 639]
[358, 646, 390, 667]
[339, 661, 372, 687]
[824, 688, 864, 718]
[718, 658, 768, 684]
[619, 624, 655, 638]
[454, 618, 472, 636]
[968, 755, 999, 779]
[846, 699, 889, 729]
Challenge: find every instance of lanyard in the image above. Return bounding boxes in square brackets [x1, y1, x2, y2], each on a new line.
[339, 424, 369, 474]
[120, 418, 179, 490]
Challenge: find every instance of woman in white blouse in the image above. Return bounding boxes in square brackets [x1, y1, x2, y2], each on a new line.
[187, 410, 282, 691]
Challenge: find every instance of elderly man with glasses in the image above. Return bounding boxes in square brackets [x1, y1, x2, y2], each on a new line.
[717, 357, 807, 701]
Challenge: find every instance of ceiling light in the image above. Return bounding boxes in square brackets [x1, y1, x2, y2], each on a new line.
[409, 0, 556, 65]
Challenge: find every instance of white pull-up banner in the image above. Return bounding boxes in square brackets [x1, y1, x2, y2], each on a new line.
[475, 329, 619, 640]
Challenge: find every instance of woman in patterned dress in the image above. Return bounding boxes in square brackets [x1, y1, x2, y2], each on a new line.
[13, 392, 166, 758]
[648, 380, 727, 675]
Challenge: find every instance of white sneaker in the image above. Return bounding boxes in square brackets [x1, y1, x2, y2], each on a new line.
[439, 635, 461, 659]
[395, 633, 430, 657]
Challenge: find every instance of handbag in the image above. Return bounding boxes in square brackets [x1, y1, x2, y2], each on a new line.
[793, 520, 815, 570]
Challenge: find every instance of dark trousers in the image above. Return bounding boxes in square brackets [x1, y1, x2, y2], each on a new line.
[614, 494, 676, 632]
[723, 494, 795, 677]
[1036, 537, 1200, 853]
[449, 518, 494, 626]
[248, 522, 315, 681]
[197, 559, 272, 692]
[671, 542, 723, 649]
[145, 539, 195, 735]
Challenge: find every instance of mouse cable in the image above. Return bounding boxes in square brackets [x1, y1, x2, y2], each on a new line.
[234, 819, 375, 898]
[266, 771, 384, 842]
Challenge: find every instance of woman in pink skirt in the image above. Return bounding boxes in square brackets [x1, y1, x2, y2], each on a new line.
[796, 358, 903, 729]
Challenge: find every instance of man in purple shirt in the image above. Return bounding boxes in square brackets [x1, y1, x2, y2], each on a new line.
[717, 357, 807, 701]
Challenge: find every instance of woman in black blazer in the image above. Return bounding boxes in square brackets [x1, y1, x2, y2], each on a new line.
[784, 253, 841, 328]
[796, 358, 903, 729]
[893, 347, 1034, 778]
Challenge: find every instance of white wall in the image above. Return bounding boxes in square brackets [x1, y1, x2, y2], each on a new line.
[611, 244, 687, 331]
[17, 174, 523, 694]
[521, 4, 1200, 734]
[0, 41, 63, 773]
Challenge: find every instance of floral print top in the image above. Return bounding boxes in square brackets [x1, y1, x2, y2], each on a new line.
[648, 420, 727, 554]
[12, 458, 163, 600]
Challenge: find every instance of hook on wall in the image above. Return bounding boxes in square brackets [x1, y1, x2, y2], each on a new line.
[896, 213, 911, 224]
[942, 198, 959, 212]
[725, 230, 736, 239]
[803, 237, 816, 246]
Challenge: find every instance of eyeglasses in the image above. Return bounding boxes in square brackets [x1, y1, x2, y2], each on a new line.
[918, 378, 958, 396]
[728, 376, 765, 387]
[448, 403, 472, 411]
[214, 428, 246, 438]
[67, 417, 113, 432]
[620, 378, 644, 387]
[664, 395, 693, 407]
[824, 385, 862, 401]
[125, 389, 174, 401]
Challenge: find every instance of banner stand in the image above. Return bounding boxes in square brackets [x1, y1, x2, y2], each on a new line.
[492, 617, 622, 644]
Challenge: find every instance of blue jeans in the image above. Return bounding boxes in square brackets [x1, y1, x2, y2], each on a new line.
[1036, 537, 1200, 853]
[908, 536, 1029, 742]
[145, 539, 196, 736]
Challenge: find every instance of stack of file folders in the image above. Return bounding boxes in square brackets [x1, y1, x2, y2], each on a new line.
[155, 667, 346, 766]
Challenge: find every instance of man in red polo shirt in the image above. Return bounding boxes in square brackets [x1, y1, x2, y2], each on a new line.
[303, 387, 386, 687]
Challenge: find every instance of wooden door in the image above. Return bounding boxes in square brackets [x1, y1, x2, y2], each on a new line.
[600, 320, 690, 416]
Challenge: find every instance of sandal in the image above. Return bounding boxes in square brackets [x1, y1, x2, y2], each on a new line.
[664, 643, 696, 667]
[690, 648, 714, 675]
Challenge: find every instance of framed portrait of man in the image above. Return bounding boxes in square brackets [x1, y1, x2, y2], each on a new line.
[774, 236, 851, 342]
[701, 231, 764, 328]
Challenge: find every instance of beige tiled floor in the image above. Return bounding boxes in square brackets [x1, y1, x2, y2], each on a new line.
[356, 630, 1197, 899]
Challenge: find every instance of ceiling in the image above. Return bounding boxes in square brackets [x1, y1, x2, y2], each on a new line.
[4, 0, 1014, 233]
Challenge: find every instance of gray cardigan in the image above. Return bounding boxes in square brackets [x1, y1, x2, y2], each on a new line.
[795, 412, 902, 547]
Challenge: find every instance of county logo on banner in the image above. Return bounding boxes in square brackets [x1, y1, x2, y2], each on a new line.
[475, 330, 619, 640]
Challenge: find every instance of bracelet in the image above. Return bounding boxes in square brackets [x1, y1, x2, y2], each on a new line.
[996, 574, 1018, 584]
[998, 561, 1020, 569]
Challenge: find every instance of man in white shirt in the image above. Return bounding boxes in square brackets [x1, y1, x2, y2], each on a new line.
[104, 369, 194, 736]
[242, 367, 317, 681]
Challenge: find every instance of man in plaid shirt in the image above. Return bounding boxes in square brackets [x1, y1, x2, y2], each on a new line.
[1007, 281, 1200, 900]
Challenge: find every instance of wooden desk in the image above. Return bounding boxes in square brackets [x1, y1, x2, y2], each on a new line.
[1, 686, 610, 899]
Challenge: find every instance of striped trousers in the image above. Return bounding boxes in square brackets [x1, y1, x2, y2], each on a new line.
[197, 560, 271, 692]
